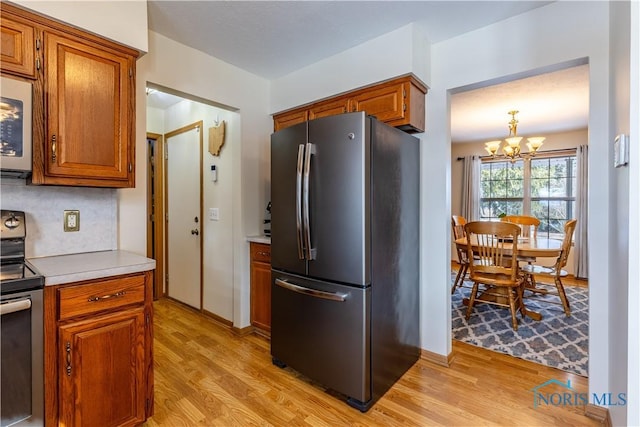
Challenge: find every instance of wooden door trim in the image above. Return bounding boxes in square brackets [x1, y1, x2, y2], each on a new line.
[163, 121, 204, 310]
[147, 132, 164, 300]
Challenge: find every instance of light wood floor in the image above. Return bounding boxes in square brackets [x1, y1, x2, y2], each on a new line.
[144, 298, 601, 427]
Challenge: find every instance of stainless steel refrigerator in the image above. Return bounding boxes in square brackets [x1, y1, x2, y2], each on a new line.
[270, 111, 420, 412]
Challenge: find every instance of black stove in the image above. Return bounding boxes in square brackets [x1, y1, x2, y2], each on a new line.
[0, 210, 44, 295]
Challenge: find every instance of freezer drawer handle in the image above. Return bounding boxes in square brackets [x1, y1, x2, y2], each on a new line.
[0, 298, 31, 316]
[275, 278, 347, 302]
[296, 144, 305, 260]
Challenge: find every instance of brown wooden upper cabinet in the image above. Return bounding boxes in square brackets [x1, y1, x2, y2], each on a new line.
[0, 12, 37, 79]
[0, 3, 139, 188]
[273, 74, 427, 133]
[44, 32, 134, 186]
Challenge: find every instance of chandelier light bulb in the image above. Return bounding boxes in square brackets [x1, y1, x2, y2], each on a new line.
[527, 137, 545, 152]
[484, 140, 501, 155]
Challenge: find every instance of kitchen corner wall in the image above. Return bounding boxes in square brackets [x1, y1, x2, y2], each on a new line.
[0, 179, 117, 258]
[148, 100, 238, 322]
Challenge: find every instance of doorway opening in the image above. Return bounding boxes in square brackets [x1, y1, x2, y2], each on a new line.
[147, 132, 164, 300]
[449, 62, 590, 378]
[145, 83, 239, 321]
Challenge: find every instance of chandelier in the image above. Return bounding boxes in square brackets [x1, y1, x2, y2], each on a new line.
[484, 110, 545, 162]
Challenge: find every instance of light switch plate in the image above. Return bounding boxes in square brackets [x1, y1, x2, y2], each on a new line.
[209, 208, 219, 221]
[64, 210, 80, 232]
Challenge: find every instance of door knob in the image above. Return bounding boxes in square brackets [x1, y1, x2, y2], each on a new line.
[191, 229, 199, 236]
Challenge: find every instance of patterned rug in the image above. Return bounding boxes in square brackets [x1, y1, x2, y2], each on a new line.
[451, 275, 589, 377]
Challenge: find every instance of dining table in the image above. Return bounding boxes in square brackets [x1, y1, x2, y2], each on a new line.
[454, 235, 562, 321]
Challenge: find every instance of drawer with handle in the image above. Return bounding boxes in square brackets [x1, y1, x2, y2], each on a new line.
[57, 274, 145, 321]
[250, 242, 271, 263]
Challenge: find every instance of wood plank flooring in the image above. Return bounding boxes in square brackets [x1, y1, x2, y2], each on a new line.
[144, 298, 601, 426]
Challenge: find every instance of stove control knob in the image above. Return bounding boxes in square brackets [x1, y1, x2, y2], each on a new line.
[4, 213, 20, 229]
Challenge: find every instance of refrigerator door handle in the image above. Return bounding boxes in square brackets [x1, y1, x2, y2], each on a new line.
[303, 143, 317, 260]
[275, 278, 347, 302]
[296, 144, 305, 260]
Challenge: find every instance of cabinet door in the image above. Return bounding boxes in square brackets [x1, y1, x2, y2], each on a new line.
[44, 31, 134, 186]
[309, 98, 349, 121]
[59, 308, 146, 427]
[0, 12, 36, 78]
[274, 109, 308, 132]
[251, 259, 272, 333]
[349, 82, 405, 123]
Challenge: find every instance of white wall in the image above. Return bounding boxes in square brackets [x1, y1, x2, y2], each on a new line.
[14, 0, 148, 52]
[450, 128, 587, 276]
[609, 1, 631, 425]
[429, 0, 614, 416]
[270, 23, 430, 113]
[626, 2, 640, 424]
[131, 31, 271, 328]
[152, 99, 238, 322]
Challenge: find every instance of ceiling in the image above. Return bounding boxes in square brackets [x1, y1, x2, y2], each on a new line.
[145, 1, 589, 140]
[450, 64, 589, 142]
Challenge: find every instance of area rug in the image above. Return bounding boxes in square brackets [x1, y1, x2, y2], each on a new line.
[451, 275, 589, 377]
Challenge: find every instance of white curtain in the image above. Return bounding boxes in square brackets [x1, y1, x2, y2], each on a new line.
[575, 145, 588, 278]
[461, 155, 481, 221]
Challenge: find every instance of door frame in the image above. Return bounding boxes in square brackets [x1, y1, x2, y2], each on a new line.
[146, 132, 165, 300]
[164, 121, 204, 310]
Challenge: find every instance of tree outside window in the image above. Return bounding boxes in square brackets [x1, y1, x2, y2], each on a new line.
[479, 154, 576, 239]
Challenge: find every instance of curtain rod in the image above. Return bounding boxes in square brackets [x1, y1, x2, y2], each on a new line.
[456, 147, 578, 161]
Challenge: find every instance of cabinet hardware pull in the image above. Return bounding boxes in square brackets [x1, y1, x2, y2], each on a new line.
[129, 163, 132, 173]
[65, 342, 72, 376]
[87, 291, 125, 302]
[51, 135, 57, 162]
[36, 57, 40, 70]
[257, 251, 269, 256]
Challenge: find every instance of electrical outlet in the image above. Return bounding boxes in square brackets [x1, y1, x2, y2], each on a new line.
[64, 210, 80, 232]
[209, 208, 219, 221]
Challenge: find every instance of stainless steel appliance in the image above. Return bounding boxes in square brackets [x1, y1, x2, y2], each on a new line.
[1, 210, 44, 427]
[270, 112, 420, 412]
[0, 76, 33, 179]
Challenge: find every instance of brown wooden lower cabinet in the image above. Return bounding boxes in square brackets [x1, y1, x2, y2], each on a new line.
[250, 242, 271, 334]
[44, 271, 154, 427]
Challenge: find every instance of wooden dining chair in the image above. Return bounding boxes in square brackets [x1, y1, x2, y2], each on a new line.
[520, 219, 578, 316]
[451, 215, 470, 293]
[500, 215, 541, 287]
[464, 221, 525, 330]
[500, 215, 540, 240]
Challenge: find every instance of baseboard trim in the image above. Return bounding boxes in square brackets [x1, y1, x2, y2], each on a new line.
[585, 404, 611, 426]
[202, 309, 233, 328]
[420, 348, 454, 367]
[232, 325, 255, 337]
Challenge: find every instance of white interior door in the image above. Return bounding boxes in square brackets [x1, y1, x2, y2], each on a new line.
[166, 125, 202, 309]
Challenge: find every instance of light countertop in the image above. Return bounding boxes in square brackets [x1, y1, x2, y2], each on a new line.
[28, 250, 156, 286]
[247, 235, 271, 244]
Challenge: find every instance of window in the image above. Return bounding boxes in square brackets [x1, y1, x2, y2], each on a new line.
[480, 153, 576, 239]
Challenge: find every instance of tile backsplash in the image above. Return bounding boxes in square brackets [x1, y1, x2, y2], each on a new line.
[1, 179, 117, 258]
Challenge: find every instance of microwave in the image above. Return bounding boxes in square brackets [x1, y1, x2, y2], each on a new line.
[1, 76, 33, 178]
